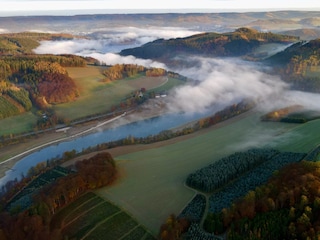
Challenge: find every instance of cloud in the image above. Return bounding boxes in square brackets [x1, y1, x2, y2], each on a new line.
[33, 39, 106, 54]
[33, 26, 202, 54]
[88, 52, 167, 69]
[33, 26, 199, 69]
[167, 57, 288, 113]
[0, 28, 9, 33]
[94, 26, 202, 43]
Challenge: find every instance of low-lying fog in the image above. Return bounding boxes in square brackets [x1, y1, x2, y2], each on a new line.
[33, 26, 320, 116]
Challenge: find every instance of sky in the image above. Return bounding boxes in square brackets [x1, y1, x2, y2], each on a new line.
[1, 0, 320, 16]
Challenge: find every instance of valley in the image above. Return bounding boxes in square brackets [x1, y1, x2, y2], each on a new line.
[0, 9, 320, 240]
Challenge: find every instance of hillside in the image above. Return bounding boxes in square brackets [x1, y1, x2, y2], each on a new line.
[279, 29, 320, 40]
[120, 27, 299, 60]
[245, 18, 301, 31]
[0, 32, 88, 125]
[0, 85, 32, 119]
[0, 32, 79, 55]
[266, 39, 320, 68]
[265, 38, 320, 92]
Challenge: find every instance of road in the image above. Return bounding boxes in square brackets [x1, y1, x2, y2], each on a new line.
[0, 112, 127, 166]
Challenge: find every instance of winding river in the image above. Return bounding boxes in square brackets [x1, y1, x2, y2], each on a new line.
[0, 107, 221, 187]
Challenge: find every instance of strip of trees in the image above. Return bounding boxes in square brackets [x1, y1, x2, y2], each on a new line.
[102, 63, 167, 82]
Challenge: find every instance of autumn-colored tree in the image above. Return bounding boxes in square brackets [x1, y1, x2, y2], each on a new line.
[159, 214, 190, 240]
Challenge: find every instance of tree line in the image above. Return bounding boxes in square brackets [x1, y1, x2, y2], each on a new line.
[102, 63, 167, 82]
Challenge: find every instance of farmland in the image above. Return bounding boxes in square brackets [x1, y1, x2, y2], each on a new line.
[54, 66, 184, 121]
[0, 65, 185, 137]
[0, 111, 37, 136]
[96, 112, 307, 234]
[268, 119, 320, 152]
[3, 106, 320, 237]
[51, 191, 155, 240]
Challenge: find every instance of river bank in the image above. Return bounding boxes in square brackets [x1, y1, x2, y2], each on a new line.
[0, 99, 169, 179]
[61, 109, 255, 168]
[0, 98, 254, 182]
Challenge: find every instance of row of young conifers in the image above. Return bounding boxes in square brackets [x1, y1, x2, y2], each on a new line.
[180, 148, 307, 240]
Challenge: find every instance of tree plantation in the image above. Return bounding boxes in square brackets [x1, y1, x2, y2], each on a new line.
[159, 146, 320, 239]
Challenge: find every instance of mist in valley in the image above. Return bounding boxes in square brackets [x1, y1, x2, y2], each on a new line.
[33, 25, 320, 149]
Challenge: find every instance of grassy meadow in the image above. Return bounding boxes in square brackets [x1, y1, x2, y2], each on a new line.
[0, 111, 38, 136]
[54, 66, 184, 121]
[269, 119, 320, 152]
[0, 65, 185, 136]
[96, 112, 308, 234]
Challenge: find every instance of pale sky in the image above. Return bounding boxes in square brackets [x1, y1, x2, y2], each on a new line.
[1, 0, 320, 16]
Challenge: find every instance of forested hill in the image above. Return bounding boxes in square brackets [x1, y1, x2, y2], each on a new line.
[0, 32, 79, 55]
[265, 39, 320, 92]
[266, 39, 320, 68]
[0, 32, 88, 121]
[120, 28, 299, 60]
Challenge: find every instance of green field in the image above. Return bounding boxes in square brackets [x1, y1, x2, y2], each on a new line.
[269, 119, 320, 152]
[96, 112, 309, 234]
[52, 192, 154, 240]
[0, 66, 185, 136]
[148, 77, 185, 92]
[54, 66, 184, 121]
[0, 111, 38, 136]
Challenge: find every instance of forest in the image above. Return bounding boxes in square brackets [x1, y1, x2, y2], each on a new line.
[0, 152, 117, 240]
[158, 148, 320, 240]
[0, 54, 86, 115]
[120, 27, 320, 94]
[266, 39, 320, 92]
[206, 160, 320, 239]
[120, 27, 299, 59]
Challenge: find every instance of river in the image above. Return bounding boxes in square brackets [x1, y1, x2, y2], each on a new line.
[0, 107, 222, 187]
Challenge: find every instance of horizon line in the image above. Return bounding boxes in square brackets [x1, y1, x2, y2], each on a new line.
[1, 8, 319, 17]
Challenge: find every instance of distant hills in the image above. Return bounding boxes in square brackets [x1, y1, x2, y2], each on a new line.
[120, 27, 299, 60]
[0, 32, 80, 55]
[279, 29, 320, 40]
[0, 11, 319, 33]
[119, 27, 320, 92]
